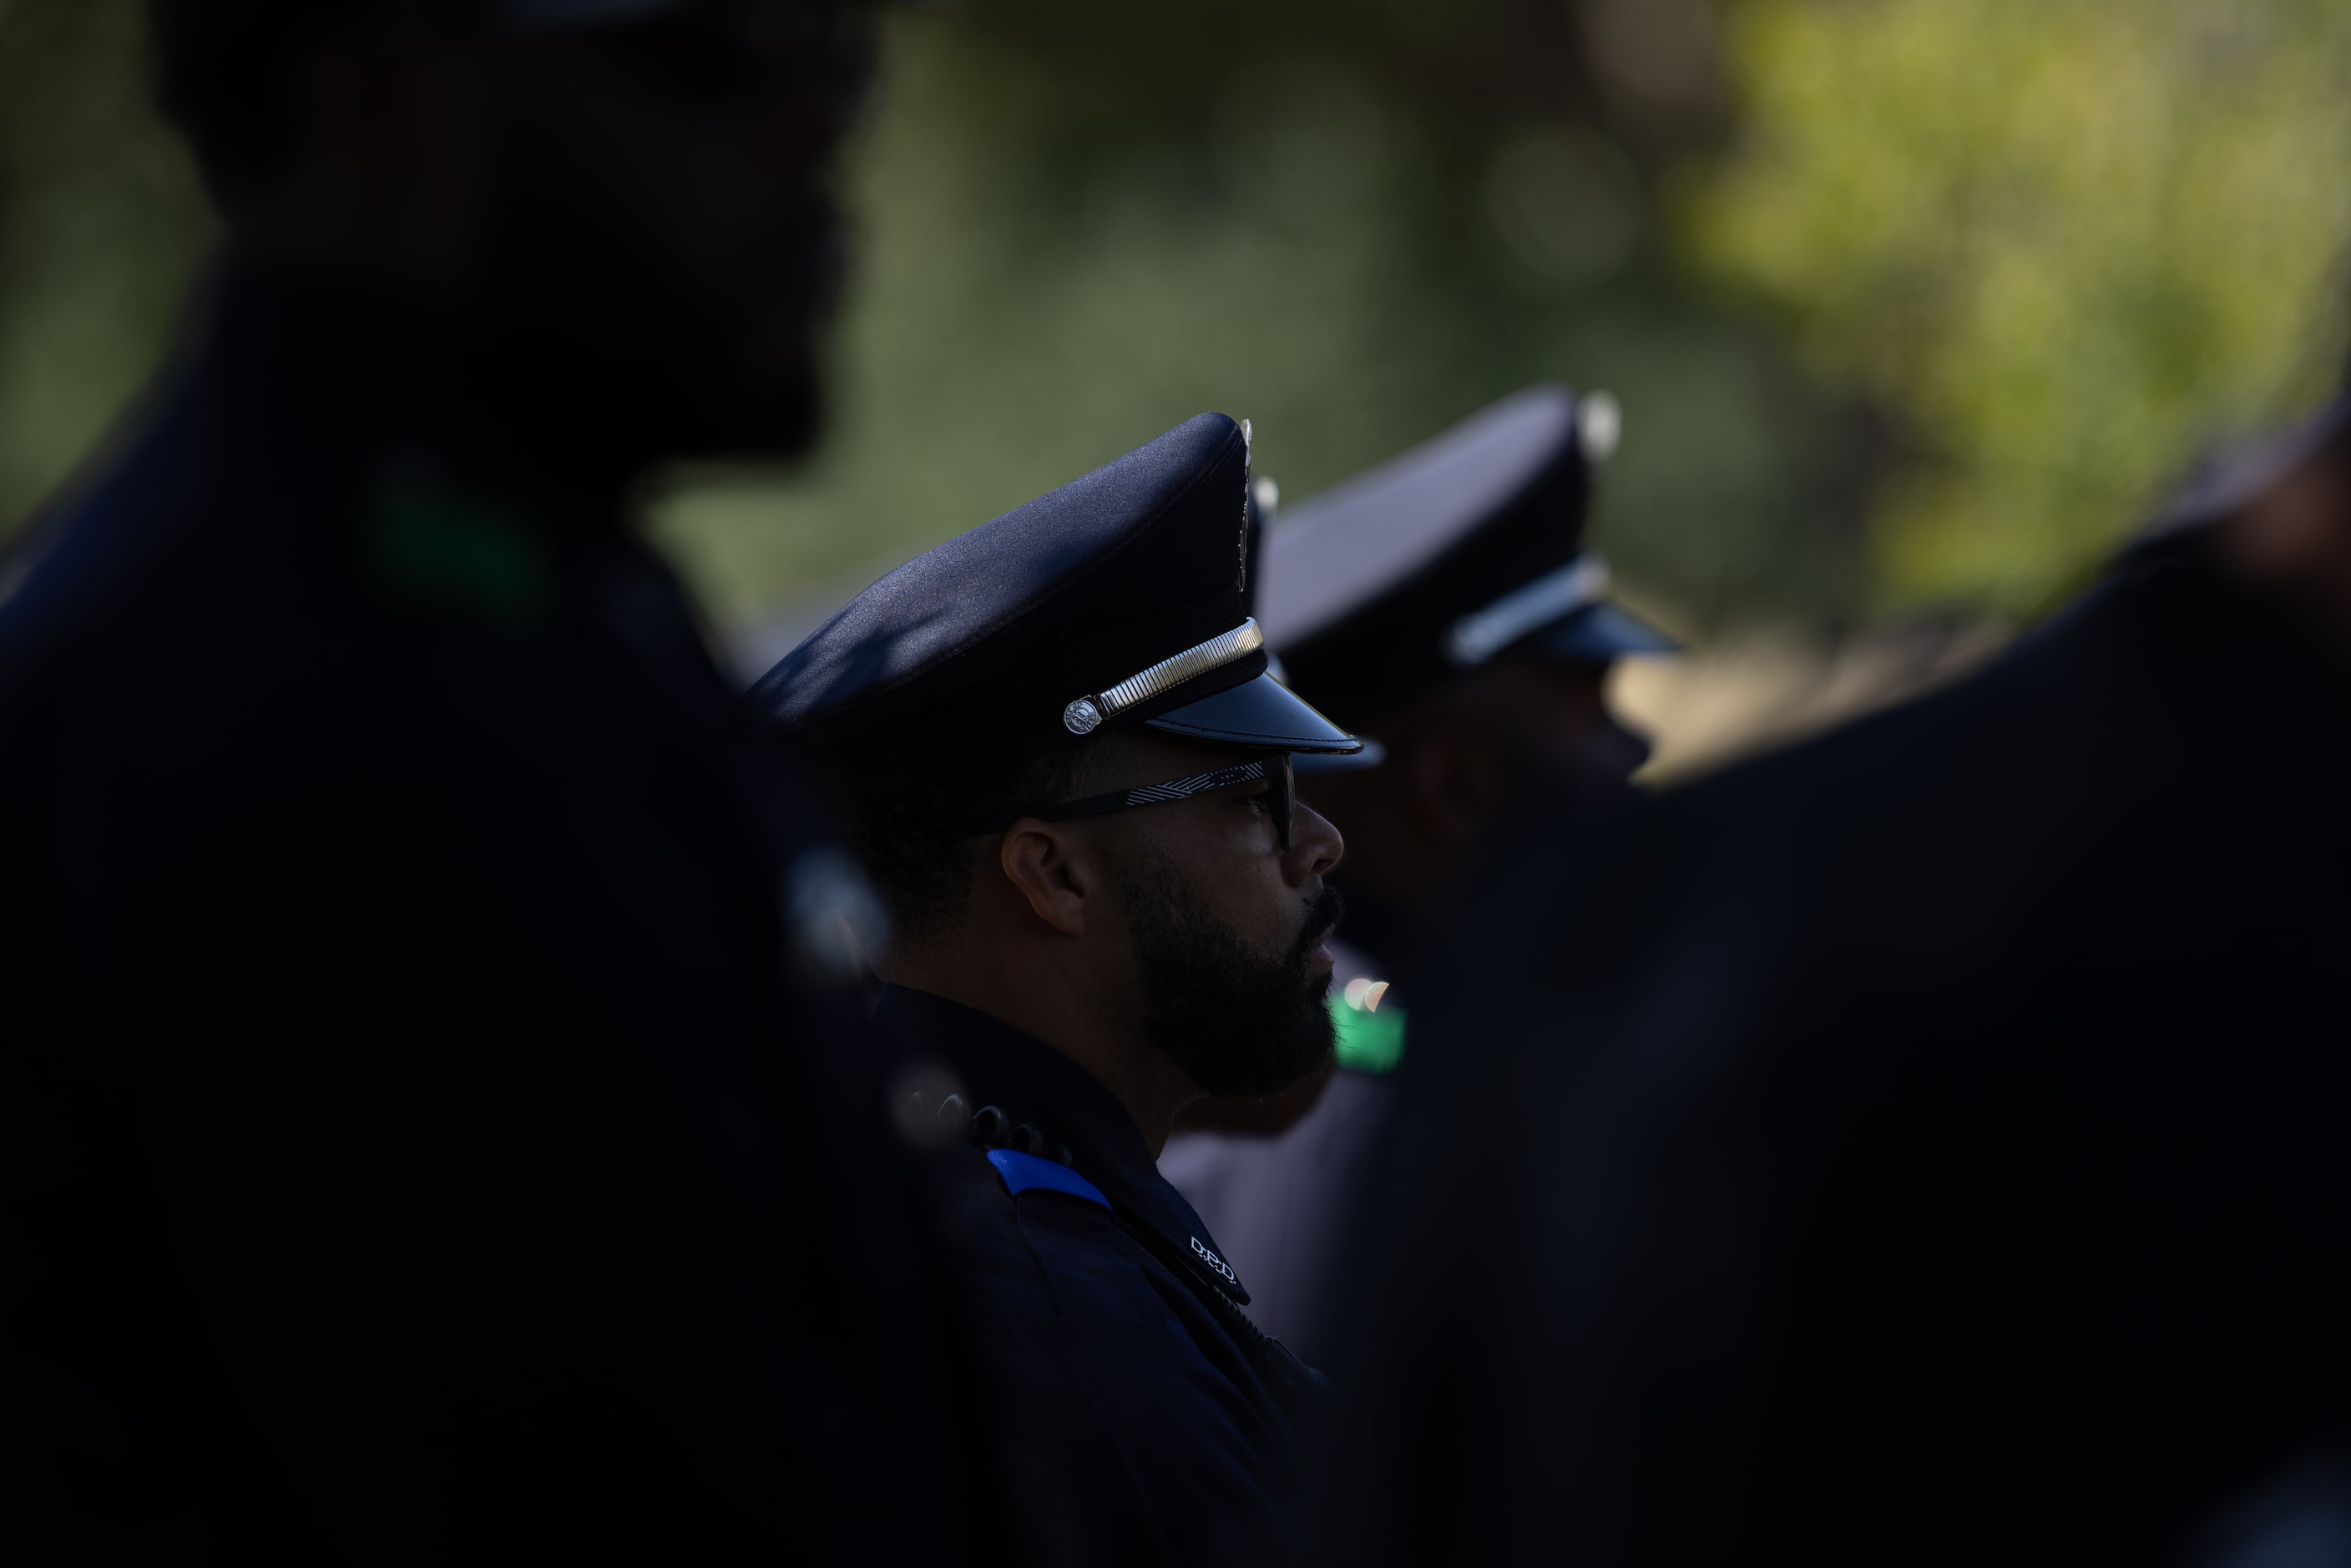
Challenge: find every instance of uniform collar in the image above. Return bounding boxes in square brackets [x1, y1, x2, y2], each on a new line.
[876, 984, 1254, 1305]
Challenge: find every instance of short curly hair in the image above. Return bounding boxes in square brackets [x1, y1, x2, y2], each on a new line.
[836, 735, 1127, 948]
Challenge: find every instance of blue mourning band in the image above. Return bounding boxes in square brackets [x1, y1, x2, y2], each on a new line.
[987, 1149, 1111, 1210]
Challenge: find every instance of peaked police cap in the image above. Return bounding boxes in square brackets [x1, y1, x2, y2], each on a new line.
[751, 414, 1362, 782]
[1259, 384, 1676, 732]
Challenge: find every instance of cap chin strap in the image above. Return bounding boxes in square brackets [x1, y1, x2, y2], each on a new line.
[1444, 553, 1610, 667]
[1063, 618, 1266, 735]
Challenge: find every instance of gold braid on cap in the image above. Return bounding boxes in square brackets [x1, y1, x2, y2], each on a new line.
[1062, 619, 1265, 735]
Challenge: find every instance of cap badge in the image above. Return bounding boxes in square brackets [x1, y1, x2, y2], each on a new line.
[1191, 1236, 1239, 1284]
[1063, 698, 1105, 735]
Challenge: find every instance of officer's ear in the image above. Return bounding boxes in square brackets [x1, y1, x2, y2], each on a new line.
[998, 819, 1105, 938]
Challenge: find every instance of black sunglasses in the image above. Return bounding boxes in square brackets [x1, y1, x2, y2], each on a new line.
[1022, 755, 1297, 851]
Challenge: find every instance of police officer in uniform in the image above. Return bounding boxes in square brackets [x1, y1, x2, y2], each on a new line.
[754, 412, 1362, 1566]
[0, 3, 981, 1560]
[1159, 384, 1673, 1363]
[1313, 397, 2351, 1565]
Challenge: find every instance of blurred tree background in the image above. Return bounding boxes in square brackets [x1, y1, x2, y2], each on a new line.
[2, 0, 2346, 651]
[0, 1, 211, 547]
[1696, 0, 2351, 615]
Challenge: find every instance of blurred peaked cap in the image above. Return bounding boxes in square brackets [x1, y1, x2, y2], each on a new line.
[1261, 383, 1678, 730]
[751, 413, 1362, 784]
[1246, 471, 1391, 776]
[2137, 394, 2351, 545]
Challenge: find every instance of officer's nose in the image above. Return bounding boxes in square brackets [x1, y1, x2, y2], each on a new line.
[1285, 799, 1343, 886]
[1611, 716, 1654, 781]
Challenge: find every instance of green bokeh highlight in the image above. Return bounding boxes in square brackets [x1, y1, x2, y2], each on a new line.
[1330, 992, 1407, 1077]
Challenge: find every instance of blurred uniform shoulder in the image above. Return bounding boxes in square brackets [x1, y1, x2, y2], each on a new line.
[1459, 531, 2348, 1078]
[1647, 534, 2285, 857]
[0, 352, 238, 712]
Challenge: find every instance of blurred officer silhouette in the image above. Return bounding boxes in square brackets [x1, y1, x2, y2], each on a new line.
[0, 3, 984, 1561]
[1312, 398, 2351, 1565]
[755, 414, 1363, 1566]
[1159, 385, 1673, 1363]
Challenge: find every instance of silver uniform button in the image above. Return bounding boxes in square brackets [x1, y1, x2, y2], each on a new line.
[1063, 698, 1103, 735]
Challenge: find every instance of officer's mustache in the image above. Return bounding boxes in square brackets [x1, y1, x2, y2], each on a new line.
[1287, 885, 1347, 974]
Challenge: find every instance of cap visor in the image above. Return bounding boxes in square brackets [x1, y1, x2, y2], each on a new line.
[1294, 737, 1388, 776]
[1525, 599, 1681, 664]
[1144, 671, 1363, 754]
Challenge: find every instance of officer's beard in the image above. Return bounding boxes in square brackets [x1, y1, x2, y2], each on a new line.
[1118, 859, 1342, 1099]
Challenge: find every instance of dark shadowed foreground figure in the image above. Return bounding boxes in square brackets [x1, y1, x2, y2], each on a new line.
[0, 3, 981, 1561]
[755, 415, 1361, 1566]
[1161, 385, 1671, 1364]
[1314, 404, 2351, 1565]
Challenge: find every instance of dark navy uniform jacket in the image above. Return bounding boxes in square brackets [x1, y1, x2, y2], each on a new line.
[879, 984, 1314, 1568]
[1316, 522, 2351, 1565]
[0, 268, 979, 1563]
[1158, 932, 1401, 1367]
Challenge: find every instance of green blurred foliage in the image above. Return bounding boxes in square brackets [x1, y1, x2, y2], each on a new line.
[0, 0, 1863, 635]
[0, 0, 212, 528]
[14, 0, 2346, 634]
[1690, 0, 2351, 615]
[652, 0, 1862, 632]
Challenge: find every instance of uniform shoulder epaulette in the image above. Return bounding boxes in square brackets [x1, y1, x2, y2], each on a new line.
[987, 1148, 1110, 1210]
[905, 1090, 1110, 1207]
